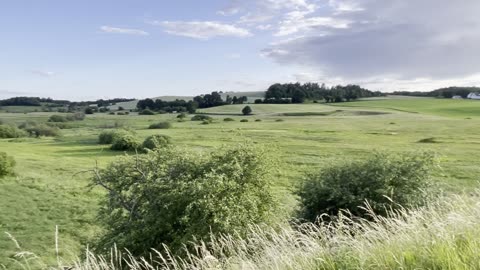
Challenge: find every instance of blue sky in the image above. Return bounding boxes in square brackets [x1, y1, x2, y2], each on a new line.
[2, 0, 480, 100]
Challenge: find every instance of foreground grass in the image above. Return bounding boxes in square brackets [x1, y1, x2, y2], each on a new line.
[7, 190, 480, 269]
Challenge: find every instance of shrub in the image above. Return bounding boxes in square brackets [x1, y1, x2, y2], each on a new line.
[111, 134, 141, 151]
[142, 135, 171, 150]
[255, 119, 262, 122]
[98, 130, 130, 144]
[92, 143, 276, 256]
[117, 112, 125, 115]
[240, 119, 249, 122]
[177, 113, 187, 119]
[417, 137, 439, 143]
[48, 115, 68, 122]
[298, 152, 436, 222]
[201, 120, 210, 125]
[224, 118, 235, 122]
[0, 152, 15, 177]
[0, 125, 27, 138]
[139, 109, 155, 115]
[25, 125, 61, 137]
[148, 122, 172, 129]
[254, 99, 263, 104]
[66, 112, 86, 121]
[85, 107, 95, 114]
[242, 106, 253, 115]
[108, 112, 115, 115]
[191, 115, 212, 121]
[275, 119, 284, 122]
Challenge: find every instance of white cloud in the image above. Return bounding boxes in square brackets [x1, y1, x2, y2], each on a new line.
[151, 21, 252, 40]
[262, 0, 480, 81]
[30, 69, 55, 77]
[100, 26, 149, 36]
[227, 53, 241, 59]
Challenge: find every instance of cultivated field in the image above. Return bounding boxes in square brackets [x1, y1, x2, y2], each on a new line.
[1, 97, 480, 267]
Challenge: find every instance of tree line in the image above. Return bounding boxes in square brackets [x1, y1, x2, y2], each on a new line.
[0, 96, 135, 108]
[264, 83, 383, 103]
[390, 87, 480, 98]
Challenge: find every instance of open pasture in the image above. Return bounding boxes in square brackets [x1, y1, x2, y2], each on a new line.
[0, 97, 480, 266]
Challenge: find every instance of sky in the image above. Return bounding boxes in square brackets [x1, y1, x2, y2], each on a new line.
[1, 0, 480, 100]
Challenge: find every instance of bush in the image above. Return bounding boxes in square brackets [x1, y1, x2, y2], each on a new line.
[254, 99, 263, 104]
[93, 143, 276, 256]
[0, 152, 15, 177]
[191, 115, 212, 121]
[298, 152, 436, 222]
[85, 107, 95, 114]
[111, 134, 141, 151]
[201, 120, 210, 125]
[275, 119, 284, 122]
[139, 109, 155, 115]
[255, 119, 262, 122]
[242, 106, 253, 115]
[240, 119, 249, 122]
[148, 122, 172, 129]
[48, 115, 68, 122]
[98, 130, 131, 144]
[0, 125, 27, 138]
[177, 113, 187, 119]
[223, 118, 235, 122]
[142, 135, 171, 150]
[117, 112, 126, 115]
[25, 125, 61, 137]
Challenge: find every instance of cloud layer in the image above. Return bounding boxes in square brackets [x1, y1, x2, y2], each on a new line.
[260, 0, 480, 80]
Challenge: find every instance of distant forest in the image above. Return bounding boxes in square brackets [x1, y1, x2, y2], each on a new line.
[390, 87, 480, 98]
[0, 96, 135, 108]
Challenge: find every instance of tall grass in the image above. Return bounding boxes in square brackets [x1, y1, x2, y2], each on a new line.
[6, 191, 480, 269]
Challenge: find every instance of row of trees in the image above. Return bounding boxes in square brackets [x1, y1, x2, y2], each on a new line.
[390, 87, 480, 98]
[265, 83, 383, 103]
[137, 92, 249, 113]
[0, 96, 135, 109]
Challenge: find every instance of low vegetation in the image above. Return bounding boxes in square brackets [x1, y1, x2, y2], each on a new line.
[191, 115, 212, 121]
[0, 152, 15, 177]
[142, 134, 171, 150]
[92, 143, 277, 255]
[148, 121, 172, 129]
[298, 152, 437, 221]
[0, 125, 26, 138]
[110, 133, 140, 151]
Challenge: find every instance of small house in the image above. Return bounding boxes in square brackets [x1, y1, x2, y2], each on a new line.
[467, 93, 480, 100]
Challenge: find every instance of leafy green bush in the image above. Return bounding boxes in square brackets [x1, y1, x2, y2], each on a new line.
[142, 134, 171, 150]
[242, 106, 253, 115]
[201, 120, 210, 125]
[255, 119, 262, 122]
[139, 109, 155, 115]
[25, 125, 61, 137]
[191, 115, 212, 121]
[0, 125, 27, 138]
[98, 130, 130, 144]
[85, 107, 95, 114]
[240, 119, 249, 122]
[177, 113, 187, 119]
[148, 122, 172, 129]
[275, 119, 284, 122]
[223, 118, 235, 122]
[110, 134, 140, 151]
[92, 143, 277, 255]
[48, 115, 68, 122]
[0, 152, 15, 177]
[298, 152, 436, 221]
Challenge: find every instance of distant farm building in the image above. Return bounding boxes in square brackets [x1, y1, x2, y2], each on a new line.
[452, 95, 463, 99]
[467, 93, 480, 100]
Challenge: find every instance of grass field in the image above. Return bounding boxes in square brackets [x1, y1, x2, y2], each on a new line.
[1, 97, 480, 268]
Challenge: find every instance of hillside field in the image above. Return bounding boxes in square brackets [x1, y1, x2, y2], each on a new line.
[1, 97, 480, 267]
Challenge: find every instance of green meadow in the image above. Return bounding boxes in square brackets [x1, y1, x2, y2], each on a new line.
[1, 97, 480, 267]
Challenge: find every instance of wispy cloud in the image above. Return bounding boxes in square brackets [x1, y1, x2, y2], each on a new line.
[100, 26, 149, 36]
[149, 21, 252, 40]
[29, 69, 56, 77]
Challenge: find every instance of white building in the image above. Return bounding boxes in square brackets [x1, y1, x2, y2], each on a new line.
[467, 93, 480, 100]
[452, 95, 463, 99]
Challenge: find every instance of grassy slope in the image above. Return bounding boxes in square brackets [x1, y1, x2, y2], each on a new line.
[1, 97, 480, 267]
